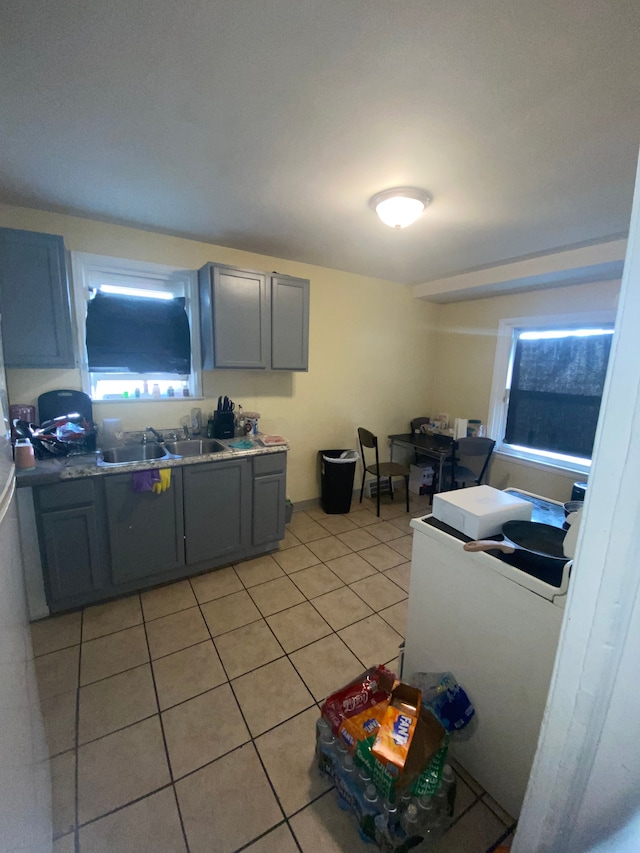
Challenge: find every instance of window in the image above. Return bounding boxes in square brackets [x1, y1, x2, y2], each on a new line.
[71, 254, 201, 400]
[487, 312, 616, 475]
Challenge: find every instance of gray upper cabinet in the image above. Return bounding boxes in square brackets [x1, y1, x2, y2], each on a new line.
[104, 469, 185, 584]
[199, 264, 269, 369]
[271, 275, 309, 371]
[0, 227, 75, 368]
[199, 263, 309, 371]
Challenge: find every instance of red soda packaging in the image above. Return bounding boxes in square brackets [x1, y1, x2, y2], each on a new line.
[321, 665, 395, 735]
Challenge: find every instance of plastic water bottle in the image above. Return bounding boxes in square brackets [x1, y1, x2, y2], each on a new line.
[416, 794, 436, 827]
[364, 784, 379, 808]
[316, 719, 335, 756]
[435, 764, 457, 820]
[415, 794, 442, 845]
[358, 784, 380, 845]
[383, 798, 399, 832]
[315, 719, 336, 776]
[357, 764, 372, 790]
[375, 797, 399, 848]
[336, 751, 356, 811]
[400, 802, 421, 837]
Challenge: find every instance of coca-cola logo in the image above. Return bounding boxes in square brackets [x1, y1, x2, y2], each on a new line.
[342, 690, 368, 713]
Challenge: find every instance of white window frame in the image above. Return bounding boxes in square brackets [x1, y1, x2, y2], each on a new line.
[70, 253, 201, 400]
[487, 310, 616, 477]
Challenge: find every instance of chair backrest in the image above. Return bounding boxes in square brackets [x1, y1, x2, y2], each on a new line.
[410, 417, 430, 433]
[451, 436, 496, 484]
[357, 427, 380, 469]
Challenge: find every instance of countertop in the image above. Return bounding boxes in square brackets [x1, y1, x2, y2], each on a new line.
[15, 436, 289, 487]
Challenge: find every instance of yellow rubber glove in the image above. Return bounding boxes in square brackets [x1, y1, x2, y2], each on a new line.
[159, 468, 171, 493]
[151, 469, 171, 493]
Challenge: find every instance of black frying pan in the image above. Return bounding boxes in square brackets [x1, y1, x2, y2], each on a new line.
[464, 520, 569, 572]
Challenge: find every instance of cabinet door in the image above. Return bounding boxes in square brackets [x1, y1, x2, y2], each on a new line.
[253, 453, 286, 545]
[35, 479, 109, 610]
[271, 275, 309, 371]
[40, 506, 105, 604]
[0, 227, 75, 368]
[183, 458, 250, 564]
[105, 468, 185, 584]
[199, 264, 268, 369]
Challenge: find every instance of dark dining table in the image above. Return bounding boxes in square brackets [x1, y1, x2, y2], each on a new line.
[388, 432, 454, 494]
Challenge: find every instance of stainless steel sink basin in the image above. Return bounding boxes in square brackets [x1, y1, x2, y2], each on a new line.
[165, 439, 226, 457]
[100, 443, 170, 465]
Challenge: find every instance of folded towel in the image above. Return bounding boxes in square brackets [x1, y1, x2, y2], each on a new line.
[228, 439, 253, 449]
[132, 469, 161, 492]
[152, 468, 171, 494]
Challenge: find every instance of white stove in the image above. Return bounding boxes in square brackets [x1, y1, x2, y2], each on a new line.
[402, 490, 569, 818]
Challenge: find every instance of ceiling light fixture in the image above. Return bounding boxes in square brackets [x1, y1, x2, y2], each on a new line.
[369, 187, 432, 229]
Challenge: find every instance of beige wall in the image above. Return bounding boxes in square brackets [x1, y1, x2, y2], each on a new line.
[1, 201, 620, 504]
[0, 203, 435, 502]
[426, 280, 620, 501]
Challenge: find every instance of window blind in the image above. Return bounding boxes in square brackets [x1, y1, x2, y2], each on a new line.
[86, 291, 191, 374]
[504, 332, 612, 458]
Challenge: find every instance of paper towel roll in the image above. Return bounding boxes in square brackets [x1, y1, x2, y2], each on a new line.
[454, 418, 468, 440]
[102, 418, 123, 446]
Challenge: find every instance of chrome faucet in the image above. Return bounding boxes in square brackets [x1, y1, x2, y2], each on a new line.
[142, 426, 164, 444]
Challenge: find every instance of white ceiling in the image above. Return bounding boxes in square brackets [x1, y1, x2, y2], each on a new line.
[1, 0, 639, 288]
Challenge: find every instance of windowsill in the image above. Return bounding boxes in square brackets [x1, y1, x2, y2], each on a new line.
[92, 397, 205, 404]
[494, 447, 590, 478]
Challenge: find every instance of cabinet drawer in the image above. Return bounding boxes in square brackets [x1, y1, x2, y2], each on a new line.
[253, 452, 286, 476]
[37, 479, 95, 510]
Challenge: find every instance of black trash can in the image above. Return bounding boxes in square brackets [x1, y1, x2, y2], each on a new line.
[320, 450, 359, 514]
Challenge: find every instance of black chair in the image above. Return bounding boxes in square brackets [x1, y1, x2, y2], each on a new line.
[440, 436, 495, 491]
[358, 427, 410, 517]
[410, 416, 433, 465]
[410, 417, 430, 434]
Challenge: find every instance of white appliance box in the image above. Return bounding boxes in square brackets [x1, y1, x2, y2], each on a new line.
[432, 485, 532, 539]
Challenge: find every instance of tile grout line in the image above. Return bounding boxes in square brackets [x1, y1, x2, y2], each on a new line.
[72, 606, 84, 853]
[189, 578, 298, 848]
[140, 601, 192, 853]
[44, 510, 422, 850]
[56, 559, 407, 755]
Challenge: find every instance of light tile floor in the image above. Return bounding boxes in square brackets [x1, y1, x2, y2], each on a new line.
[32, 493, 516, 853]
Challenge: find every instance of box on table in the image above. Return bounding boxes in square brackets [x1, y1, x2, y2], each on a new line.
[409, 463, 434, 495]
[432, 485, 532, 539]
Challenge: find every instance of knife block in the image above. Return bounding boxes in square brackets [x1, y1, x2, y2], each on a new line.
[213, 411, 235, 439]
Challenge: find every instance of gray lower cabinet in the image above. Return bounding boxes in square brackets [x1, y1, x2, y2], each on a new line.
[35, 479, 109, 611]
[253, 453, 286, 546]
[104, 468, 185, 584]
[0, 227, 75, 368]
[199, 263, 309, 371]
[32, 451, 286, 612]
[183, 457, 251, 564]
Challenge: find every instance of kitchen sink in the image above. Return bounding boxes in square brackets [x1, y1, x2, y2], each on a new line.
[100, 443, 170, 465]
[165, 439, 227, 457]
